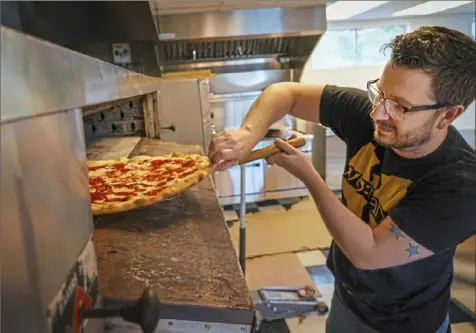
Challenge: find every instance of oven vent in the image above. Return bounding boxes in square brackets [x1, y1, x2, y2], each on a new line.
[159, 35, 320, 63]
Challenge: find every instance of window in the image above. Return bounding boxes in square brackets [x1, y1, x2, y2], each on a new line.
[311, 29, 356, 69]
[312, 25, 408, 69]
[472, 16, 475, 40]
[355, 25, 407, 66]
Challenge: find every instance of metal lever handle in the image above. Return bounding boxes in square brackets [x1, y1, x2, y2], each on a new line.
[81, 288, 160, 333]
[161, 124, 176, 132]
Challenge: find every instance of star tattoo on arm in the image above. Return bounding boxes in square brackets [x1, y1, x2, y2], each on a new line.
[359, 216, 435, 268]
[406, 243, 420, 257]
[389, 224, 406, 240]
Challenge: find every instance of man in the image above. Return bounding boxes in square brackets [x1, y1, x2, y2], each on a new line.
[208, 26, 476, 333]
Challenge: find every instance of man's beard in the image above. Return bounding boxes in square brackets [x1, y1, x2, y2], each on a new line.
[373, 118, 436, 149]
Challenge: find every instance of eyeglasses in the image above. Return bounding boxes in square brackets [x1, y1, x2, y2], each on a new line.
[367, 79, 445, 121]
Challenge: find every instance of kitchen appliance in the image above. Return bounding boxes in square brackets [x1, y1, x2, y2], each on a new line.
[153, 3, 328, 204]
[2, 1, 329, 205]
[1, 26, 254, 333]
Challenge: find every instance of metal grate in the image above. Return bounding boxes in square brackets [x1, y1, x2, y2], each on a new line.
[158, 35, 320, 62]
[83, 98, 145, 141]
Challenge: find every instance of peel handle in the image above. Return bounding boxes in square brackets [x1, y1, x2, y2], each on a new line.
[239, 137, 306, 165]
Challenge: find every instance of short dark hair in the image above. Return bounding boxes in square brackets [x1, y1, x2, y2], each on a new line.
[382, 26, 476, 109]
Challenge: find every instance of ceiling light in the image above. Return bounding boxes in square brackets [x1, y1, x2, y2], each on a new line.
[326, 1, 389, 21]
[392, 1, 474, 17]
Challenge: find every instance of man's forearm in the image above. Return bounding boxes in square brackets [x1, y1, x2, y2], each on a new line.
[241, 84, 294, 144]
[304, 170, 375, 268]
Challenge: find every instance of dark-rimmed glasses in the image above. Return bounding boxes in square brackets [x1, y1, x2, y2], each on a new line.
[367, 78, 445, 121]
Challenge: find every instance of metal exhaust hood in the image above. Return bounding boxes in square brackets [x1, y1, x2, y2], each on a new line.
[152, 4, 327, 74]
[1, 1, 159, 47]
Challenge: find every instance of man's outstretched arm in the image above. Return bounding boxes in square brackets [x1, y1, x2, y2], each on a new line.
[208, 82, 324, 169]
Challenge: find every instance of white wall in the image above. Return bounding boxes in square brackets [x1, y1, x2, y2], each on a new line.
[301, 13, 475, 132]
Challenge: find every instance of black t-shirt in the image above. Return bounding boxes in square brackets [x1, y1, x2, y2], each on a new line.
[319, 85, 476, 333]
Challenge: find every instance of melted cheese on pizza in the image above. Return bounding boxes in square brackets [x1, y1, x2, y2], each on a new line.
[87, 156, 203, 204]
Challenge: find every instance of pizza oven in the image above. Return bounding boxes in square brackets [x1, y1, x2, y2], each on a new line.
[2, 0, 328, 207]
[1, 26, 254, 333]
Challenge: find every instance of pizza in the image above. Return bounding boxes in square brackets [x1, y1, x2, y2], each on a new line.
[87, 152, 212, 215]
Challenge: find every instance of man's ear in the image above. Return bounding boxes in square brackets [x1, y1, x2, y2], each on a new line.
[437, 105, 464, 129]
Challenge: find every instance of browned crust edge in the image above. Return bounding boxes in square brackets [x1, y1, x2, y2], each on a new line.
[90, 155, 212, 216]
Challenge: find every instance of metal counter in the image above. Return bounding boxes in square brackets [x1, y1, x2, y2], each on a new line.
[88, 138, 254, 332]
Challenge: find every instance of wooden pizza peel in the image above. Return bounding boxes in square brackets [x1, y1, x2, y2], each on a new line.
[229, 136, 307, 273]
[232, 137, 329, 324]
[238, 136, 306, 165]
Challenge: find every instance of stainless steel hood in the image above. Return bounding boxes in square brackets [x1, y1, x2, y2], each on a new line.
[153, 5, 327, 74]
[1, 1, 159, 47]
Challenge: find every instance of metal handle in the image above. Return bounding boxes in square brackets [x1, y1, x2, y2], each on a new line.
[81, 288, 160, 333]
[239, 164, 246, 274]
[160, 124, 176, 132]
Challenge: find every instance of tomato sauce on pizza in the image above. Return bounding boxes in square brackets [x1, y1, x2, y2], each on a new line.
[87, 153, 211, 215]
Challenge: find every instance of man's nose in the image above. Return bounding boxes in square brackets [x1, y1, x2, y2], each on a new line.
[370, 101, 390, 121]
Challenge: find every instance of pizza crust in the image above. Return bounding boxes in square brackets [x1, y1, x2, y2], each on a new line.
[88, 153, 212, 215]
[87, 158, 128, 167]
